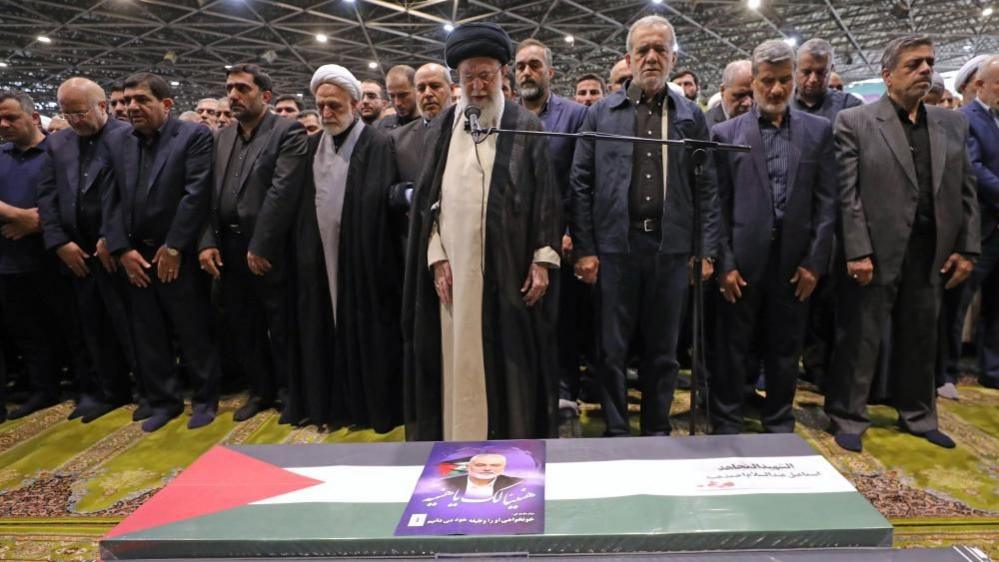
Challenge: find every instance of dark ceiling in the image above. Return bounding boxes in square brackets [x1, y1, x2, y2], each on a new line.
[1, 0, 996, 112]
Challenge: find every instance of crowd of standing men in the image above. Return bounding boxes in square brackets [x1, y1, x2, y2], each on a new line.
[0, 15, 996, 454]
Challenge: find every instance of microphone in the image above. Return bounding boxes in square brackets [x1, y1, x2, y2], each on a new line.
[463, 105, 486, 144]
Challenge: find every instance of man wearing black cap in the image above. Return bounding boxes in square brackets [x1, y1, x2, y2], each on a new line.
[403, 22, 562, 442]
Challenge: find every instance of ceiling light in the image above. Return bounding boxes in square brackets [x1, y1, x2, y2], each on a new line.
[564, 35, 574, 43]
[170, 80, 180, 86]
[37, 35, 52, 43]
[784, 37, 797, 47]
[963, 44, 974, 51]
[316, 33, 328, 43]
[984, 7, 994, 16]
[747, 0, 761, 9]
[368, 61, 378, 69]
[651, 0, 663, 4]
[443, 23, 454, 32]
[225, 64, 232, 69]
[0, 62, 7, 68]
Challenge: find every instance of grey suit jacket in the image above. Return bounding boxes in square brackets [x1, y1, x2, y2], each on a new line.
[199, 112, 308, 262]
[391, 117, 432, 183]
[834, 95, 980, 285]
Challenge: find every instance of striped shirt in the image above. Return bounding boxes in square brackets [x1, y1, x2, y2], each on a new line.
[756, 107, 791, 223]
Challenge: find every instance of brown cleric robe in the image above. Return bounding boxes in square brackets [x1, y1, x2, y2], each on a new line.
[285, 122, 404, 432]
[403, 101, 562, 441]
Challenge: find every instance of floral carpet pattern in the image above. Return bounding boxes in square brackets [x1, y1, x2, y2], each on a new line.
[0, 383, 996, 561]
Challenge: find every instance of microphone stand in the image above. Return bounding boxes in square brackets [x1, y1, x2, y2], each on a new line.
[470, 121, 749, 436]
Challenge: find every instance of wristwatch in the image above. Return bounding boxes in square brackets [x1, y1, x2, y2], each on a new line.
[165, 246, 180, 257]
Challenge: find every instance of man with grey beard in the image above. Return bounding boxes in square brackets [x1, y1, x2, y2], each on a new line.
[403, 22, 562, 442]
[284, 64, 403, 433]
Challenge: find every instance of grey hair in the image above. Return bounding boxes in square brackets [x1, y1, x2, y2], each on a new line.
[880, 34, 933, 72]
[978, 55, 999, 81]
[625, 15, 676, 52]
[751, 39, 796, 75]
[721, 60, 752, 87]
[0, 90, 35, 115]
[196, 97, 217, 106]
[797, 38, 836, 69]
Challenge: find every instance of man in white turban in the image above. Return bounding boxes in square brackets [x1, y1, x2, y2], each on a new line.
[955, 54, 989, 106]
[282, 64, 405, 432]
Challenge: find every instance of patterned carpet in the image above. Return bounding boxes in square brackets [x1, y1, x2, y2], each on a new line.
[0, 380, 996, 561]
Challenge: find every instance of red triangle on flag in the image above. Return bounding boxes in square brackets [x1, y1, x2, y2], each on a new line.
[105, 446, 323, 538]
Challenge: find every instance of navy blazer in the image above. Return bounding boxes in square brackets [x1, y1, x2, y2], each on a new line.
[570, 85, 720, 257]
[711, 108, 837, 285]
[537, 94, 588, 220]
[36, 118, 131, 252]
[959, 101, 999, 236]
[104, 117, 214, 255]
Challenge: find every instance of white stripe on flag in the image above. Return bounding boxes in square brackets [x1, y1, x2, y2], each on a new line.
[252, 455, 854, 505]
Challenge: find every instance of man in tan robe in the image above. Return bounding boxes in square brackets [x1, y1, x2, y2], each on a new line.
[403, 22, 563, 441]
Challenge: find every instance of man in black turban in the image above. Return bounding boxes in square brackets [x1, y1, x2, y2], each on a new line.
[402, 22, 562, 441]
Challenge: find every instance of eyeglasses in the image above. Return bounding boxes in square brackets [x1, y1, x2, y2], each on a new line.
[460, 66, 502, 86]
[59, 105, 96, 121]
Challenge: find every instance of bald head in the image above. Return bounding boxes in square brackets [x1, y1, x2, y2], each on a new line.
[386, 64, 418, 120]
[415, 63, 452, 120]
[56, 76, 108, 137]
[720, 60, 753, 119]
[57, 77, 106, 106]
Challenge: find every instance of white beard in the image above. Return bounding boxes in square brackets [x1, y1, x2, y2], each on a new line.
[459, 77, 504, 127]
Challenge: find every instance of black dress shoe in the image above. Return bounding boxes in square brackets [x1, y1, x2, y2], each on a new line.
[908, 428, 956, 449]
[834, 432, 863, 453]
[142, 410, 181, 433]
[233, 398, 272, 422]
[188, 402, 217, 429]
[68, 395, 102, 420]
[9, 394, 58, 420]
[81, 401, 128, 423]
[132, 402, 153, 422]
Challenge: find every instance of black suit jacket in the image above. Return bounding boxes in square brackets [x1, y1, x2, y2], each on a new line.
[198, 112, 308, 262]
[711, 108, 837, 285]
[835, 96, 980, 285]
[104, 117, 214, 255]
[705, 104, 728, 130]
[37, 118, 131, 251]
[391, 117, 432, 183]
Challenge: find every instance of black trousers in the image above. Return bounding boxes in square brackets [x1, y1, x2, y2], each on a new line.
[219, 232, 290, 403]
[126, 246, 220, 414]
[596, 231, 688, 436]
[826, 230, 940, 435]
[0, 266, 90, 402]
[938, 229, 999, 387]
[557, 261, 596, 403]
[802, 262, 837, 390]
[73, 258, 135, 405]
[712, 242, 807, 434]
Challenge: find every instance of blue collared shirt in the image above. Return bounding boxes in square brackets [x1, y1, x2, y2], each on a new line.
[0, 138, 48, 274]
[532, 93, 588, 219]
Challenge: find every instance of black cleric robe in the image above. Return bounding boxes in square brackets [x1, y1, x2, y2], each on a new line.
[402, 102, 563, 441]
[285, 125, 404, 433]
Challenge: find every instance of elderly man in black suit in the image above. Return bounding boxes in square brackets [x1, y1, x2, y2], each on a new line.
[710, 40, 837, 434]
[826, 36, 979, 452]
[105, 72, 221, 432]
[37, 77, 136, 423]
[198, 64, 307, 423]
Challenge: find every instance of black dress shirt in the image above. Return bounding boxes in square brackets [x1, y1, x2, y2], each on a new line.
[626, 82, 671, 223]
[892, 99, 935, 234]
[76, 126, 106, 248]
[219, 126, 257, 225]
[132, 128, 161, 241]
